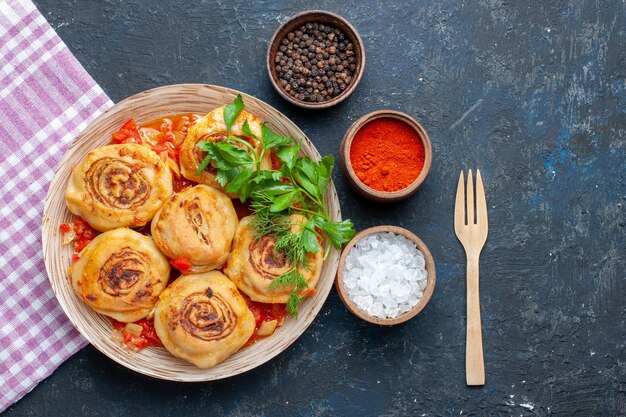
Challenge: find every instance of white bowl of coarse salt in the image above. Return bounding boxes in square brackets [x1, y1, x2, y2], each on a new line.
[336, 226, 436, 325]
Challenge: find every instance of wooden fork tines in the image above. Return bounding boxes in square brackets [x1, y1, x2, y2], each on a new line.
[454, 169, 488, 386]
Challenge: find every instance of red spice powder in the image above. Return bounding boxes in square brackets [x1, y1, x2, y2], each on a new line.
[349, 117, 425, 192]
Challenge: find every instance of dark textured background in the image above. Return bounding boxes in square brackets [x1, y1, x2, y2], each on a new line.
[6, 0, 625, 416]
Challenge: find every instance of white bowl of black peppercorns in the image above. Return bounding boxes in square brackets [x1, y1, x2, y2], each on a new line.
[267, 10, 365, 109]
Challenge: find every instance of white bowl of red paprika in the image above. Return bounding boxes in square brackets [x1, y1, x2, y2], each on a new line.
[339, 110, 432, 203]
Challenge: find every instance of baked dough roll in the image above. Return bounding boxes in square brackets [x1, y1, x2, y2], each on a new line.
[65, 143, 173, 232]
[224, 215, 323, 304]
[179, 106, 271, 196]
[70, 228, 170, 322]
[154, 271, 255, 368]
[151, 185, 238, 273]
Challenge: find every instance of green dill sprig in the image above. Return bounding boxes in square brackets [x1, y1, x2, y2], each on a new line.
[269, 268, 308, 316]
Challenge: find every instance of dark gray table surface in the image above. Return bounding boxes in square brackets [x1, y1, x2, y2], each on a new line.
[6, 1, 625, 416]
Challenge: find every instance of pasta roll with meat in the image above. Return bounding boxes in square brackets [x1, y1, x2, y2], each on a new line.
[224, 215, 323, 304]
[154, 271, 255, 368]
[70, 228, 170, 322]
[65, 143, 172, 232]
[179, 106, 271, 197]
[151, 185, 238, 273]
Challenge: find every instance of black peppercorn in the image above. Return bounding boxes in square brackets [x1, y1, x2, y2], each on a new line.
[274, 22, 357, 103]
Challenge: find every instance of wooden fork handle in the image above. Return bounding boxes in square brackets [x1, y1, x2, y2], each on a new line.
[466, 256, 485, 386]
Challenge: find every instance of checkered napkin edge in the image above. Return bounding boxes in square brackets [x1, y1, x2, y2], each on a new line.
[0, 0, 113, 412]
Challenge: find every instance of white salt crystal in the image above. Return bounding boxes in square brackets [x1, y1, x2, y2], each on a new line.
[390, 282, 405, 297]
[342, 231, 428, 319]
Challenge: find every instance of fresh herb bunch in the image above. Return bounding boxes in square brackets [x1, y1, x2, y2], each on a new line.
[196, 94, 355, 316]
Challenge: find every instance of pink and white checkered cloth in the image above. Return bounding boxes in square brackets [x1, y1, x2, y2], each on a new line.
[0, 0, 112, 412]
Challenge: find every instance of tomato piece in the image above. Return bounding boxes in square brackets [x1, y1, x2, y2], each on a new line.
[120, 129, 135, 139]
[152, 143, 168, 154]
[170, 257, 191, 271]
[137, 320, 150, 332]
[167, 143, 178, 160]
[73, 238, 90, 252]
[248, 304, 264, 328]
[121, 119, 137, 131]
[71, 253, 80, 263]
[112, 119, 142, 144]
[148, 332, 161, 345]
[268, 303, 286, 320]
[73, 219, 86, 235]
[163, 131, 175, 142]
[130, 336, 148, 349]
[111, 318, 162, 350]
[159, 118, 173, 133]
[65, 217, 97, 254]
[153, 141, 177, 160]
[144, 327, 161, 345]
[172, 176, 194, 193]
[81, 229, 95, 240]
[271, 152, 283, 170]
[111, 319, 125, 330]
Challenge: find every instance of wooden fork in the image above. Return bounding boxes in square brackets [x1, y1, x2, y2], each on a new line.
[454, 169, 488, 386]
